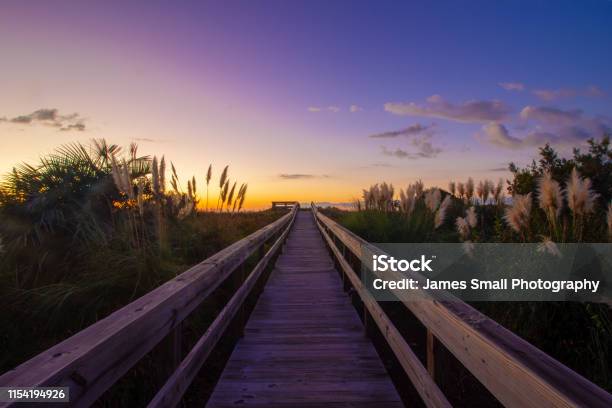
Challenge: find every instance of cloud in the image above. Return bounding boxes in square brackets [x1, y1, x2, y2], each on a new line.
[349, 105, 363, 113]
[0, 108, 86, 131]
[279, 174, 329, 179]
[60, 123, 86, 132]
[479, 121, 608, 150]
[134, 137, 161, 142]
[380, 135, 443, 159]
[369, 123, 432, 138]
[480, 123, 526, 149]
[384, 95, 510, 123]
[519, 105, 582, 125]
[518, 105, 611, 137]
[499, 82, 525, 91]
[532, 88, 576, 101]
[585, 85, 605, 97]
[308, 106, 341, 113]
[381, 147, 410, 158]
[532, 86, 605, 101]
[489, 167, 509, 172]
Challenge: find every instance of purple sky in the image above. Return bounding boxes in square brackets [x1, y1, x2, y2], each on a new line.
[1, 1, 611, 207]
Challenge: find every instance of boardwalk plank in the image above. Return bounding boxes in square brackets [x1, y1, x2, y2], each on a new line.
[206, 212, 403, 407]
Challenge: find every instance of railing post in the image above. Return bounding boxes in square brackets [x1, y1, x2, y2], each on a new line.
[239, 263, 247, 336]
[160, 323, 182, 382]
[170, 324, 182, 368]
[427, 328, 436, 380]
[232, 262, 248, 338]
[341, 244, 349, 292]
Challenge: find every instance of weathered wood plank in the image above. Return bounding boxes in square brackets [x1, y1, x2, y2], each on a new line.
[0, 208, 297, 408]
[206, 212, 402, 408]
[314, 206, 612, 408]
[316, 214, 450, 408]
[147, 207, 298, 408]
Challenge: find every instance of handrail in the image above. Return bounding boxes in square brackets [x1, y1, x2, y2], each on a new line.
[312, 208, 451, 408]
[0, 205, 298, 408]
[148, 206, 298, 407]
[311, 203, 612, 408]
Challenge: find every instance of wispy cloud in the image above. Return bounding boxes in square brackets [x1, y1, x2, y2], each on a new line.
[479, 98, 611, 150]
[308, 106, 341, 113]
[133, 137, 163, 143]
[380, 136, 443, 159]
[479, 123, 526, 149]
[381, 147, 411, 158]
[520, 105, 610, 136]
[349, 105, 363, 113]
[279, 173, 329, 179]
[0, 108, 86, 131]
[369, 123, 432, 138]
[499, 82, 525, 91]
[532, 88, 576, 101]
[532, 85, 605, 101]
[385, 95, 510, 123]
[585, 85, 605, 97]
[520, 105, 582, 125]
[479, 120, 609, 150]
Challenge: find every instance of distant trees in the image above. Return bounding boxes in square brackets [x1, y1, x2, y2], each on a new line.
[508, 136, 612, 206]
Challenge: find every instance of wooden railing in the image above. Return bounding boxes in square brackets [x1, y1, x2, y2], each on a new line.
[0, 205, 299, 408]
[271, 201, 299, 210]
[311, 203, 612, 408]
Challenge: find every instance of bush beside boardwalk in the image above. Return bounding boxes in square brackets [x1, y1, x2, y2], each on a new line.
[323, 137, 612, 393]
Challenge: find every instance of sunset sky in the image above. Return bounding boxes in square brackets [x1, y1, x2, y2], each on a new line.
[1, 1, 611, 208]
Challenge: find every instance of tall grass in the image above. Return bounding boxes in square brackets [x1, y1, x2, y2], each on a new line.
[0, 139, 266, 374]
[326, 136, 612, 390]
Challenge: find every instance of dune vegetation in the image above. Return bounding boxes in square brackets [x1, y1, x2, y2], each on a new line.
[324, 136, 612, 390]
[0, 139, 282, 375]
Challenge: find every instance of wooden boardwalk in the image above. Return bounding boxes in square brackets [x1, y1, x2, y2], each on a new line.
[5, 206, 610, 407]
[206, 212, 403, 407]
